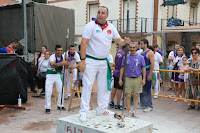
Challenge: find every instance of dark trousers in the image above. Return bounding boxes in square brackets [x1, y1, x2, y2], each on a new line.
[140, 77, 153, 108]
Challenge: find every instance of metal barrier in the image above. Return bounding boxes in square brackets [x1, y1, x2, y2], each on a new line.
[153, 69, 200, 103]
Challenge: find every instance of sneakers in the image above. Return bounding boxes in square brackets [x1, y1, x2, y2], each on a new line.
[115, 105, 123, 110]
[167, 88, 173, 91]
[79, 113, 87, 122]
[188, 105, 195, 110]
[137, 105, 145, 109]
[45, 109, 50, 114]
[126, 111, 139, 118]
[154, 96, 158, 99]
[174, 99, 179, 102]
[40, 90, 45, 95]
[57, 106, 66, 111]
[126, 112, 132, 118]
[96, 109, 115, 116]
[132, 112, 139, 118]
[110, 102, 114, 108]
[143, 107, 153, 112]
[184, 100, 187, 103]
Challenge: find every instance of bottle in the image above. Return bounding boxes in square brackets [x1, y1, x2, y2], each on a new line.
[18, 94, 22, 107]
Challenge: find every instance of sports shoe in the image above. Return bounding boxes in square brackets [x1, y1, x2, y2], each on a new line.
[118, 105, 123, 110]
[154, 96, 158, 99]
[183, 100, 187, 103]
[57, 106, 66, 111]
[174, 99, 179, 102]
[137, 105, 145, 109]
[110, 102, 114, 108]
[126, 112, 132, 118]
[143, 107, 153, 112]
[167, 88, 173, 92]
[96, 109, 115, 116]
[132, 112, 139, 118]
[188, 105, 195, 110]
[79, 113, 87, 122]
[45, 109, 50, 114]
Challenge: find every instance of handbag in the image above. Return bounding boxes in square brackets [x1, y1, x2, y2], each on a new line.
[39, 72, 46, 79]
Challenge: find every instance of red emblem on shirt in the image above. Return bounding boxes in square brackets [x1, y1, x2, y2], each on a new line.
[107, 30, 112, 34]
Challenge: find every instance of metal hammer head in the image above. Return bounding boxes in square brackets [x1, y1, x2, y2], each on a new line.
[117, 121, 125, 128]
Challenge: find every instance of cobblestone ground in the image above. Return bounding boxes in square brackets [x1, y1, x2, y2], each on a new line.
[1, 85, 200, 133]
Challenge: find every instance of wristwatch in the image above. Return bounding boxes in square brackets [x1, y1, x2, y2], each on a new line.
[81, 58, 86, 60]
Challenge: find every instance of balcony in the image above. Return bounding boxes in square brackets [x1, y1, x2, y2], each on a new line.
[107, 18, 149, 35]
[161, 18, 200, 31]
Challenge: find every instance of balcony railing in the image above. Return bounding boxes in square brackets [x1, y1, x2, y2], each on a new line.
[161, 19, 200, 30]
[107, 18, 148, 34]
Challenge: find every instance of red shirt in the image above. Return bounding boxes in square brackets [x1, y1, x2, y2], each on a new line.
[6, 45, 15, 53]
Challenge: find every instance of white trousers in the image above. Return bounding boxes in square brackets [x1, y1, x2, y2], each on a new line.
[65, 69, 77, 97]
[45, 74, 64, 109]
[79, 58, 111, 115]
[153, 71, 160, 96]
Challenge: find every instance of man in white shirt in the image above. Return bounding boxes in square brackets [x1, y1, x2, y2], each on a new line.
[45, 45, 68, 114]
[150, 46, 163, 99]
[168, 43, 180, 91]
[64, 45, 81, 98]
[78, 6, 130, 122]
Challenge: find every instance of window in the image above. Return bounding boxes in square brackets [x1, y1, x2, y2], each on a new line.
[88, 4, 98, 23]
[190, 3, 197, 25]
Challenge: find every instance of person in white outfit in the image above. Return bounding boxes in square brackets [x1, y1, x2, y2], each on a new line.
[45, 45, 68, 114]
[64, 45, 81, 98]
[149, 46, 163, 99]
[78, 6, 130, 122]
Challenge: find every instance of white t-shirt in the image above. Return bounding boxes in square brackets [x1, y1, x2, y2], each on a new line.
[38, 57, 49, 72]
[173, 55, 185, 67]
[107, 54, 113, 63]
[48, 54, 65, 71]
[154, 52, 163, 70]
[136, 49, 143, 55]
[82, 21, 120, 59]
[65, 51, 81, 66]
[168, 50, 176, 66]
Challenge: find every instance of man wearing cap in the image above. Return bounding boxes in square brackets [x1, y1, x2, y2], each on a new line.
[78, 6, 130, 122]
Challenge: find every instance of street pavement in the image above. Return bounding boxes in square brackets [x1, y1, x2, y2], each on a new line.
[0, 88, 200, 133]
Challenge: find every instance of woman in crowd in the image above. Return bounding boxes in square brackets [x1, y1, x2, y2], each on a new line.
[171, 46, 185, 97]
[38, 51, 51, 95]
[186, 47, 200, 110]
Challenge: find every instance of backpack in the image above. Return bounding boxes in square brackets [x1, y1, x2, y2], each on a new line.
[167, 17, 183, 27]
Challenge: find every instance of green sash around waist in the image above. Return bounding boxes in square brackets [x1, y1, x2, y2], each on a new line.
[46, 69, 63, 82]
[86, 54, 112, 91]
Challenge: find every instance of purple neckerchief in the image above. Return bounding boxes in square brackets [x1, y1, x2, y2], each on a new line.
[68, 52, 75, 62]
[55, 54, 63, 63]
[92, 18, 107, 26]
[174, 50, 176, 57]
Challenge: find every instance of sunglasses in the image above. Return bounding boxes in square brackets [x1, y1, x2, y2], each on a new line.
[192, 52, 198, 54]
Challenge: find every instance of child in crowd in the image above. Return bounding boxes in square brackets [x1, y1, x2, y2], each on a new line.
[171, 46, 185, 97]
[174, 56, 189, 102]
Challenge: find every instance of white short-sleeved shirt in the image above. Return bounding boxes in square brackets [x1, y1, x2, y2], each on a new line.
[154, 52, 163, 70]
[136, 49, 143, 55]
[107, 54, 113, 64]
[48, 54, 65, 71]
[82, 21, 120, 59]
[168, 50, 176, 66]
[38, 57, 49, 72]
[65, 51, 81, 66]
[173, 55, 185, 67]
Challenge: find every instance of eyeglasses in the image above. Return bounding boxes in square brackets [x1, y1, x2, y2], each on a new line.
[192, 52, 198, 55]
